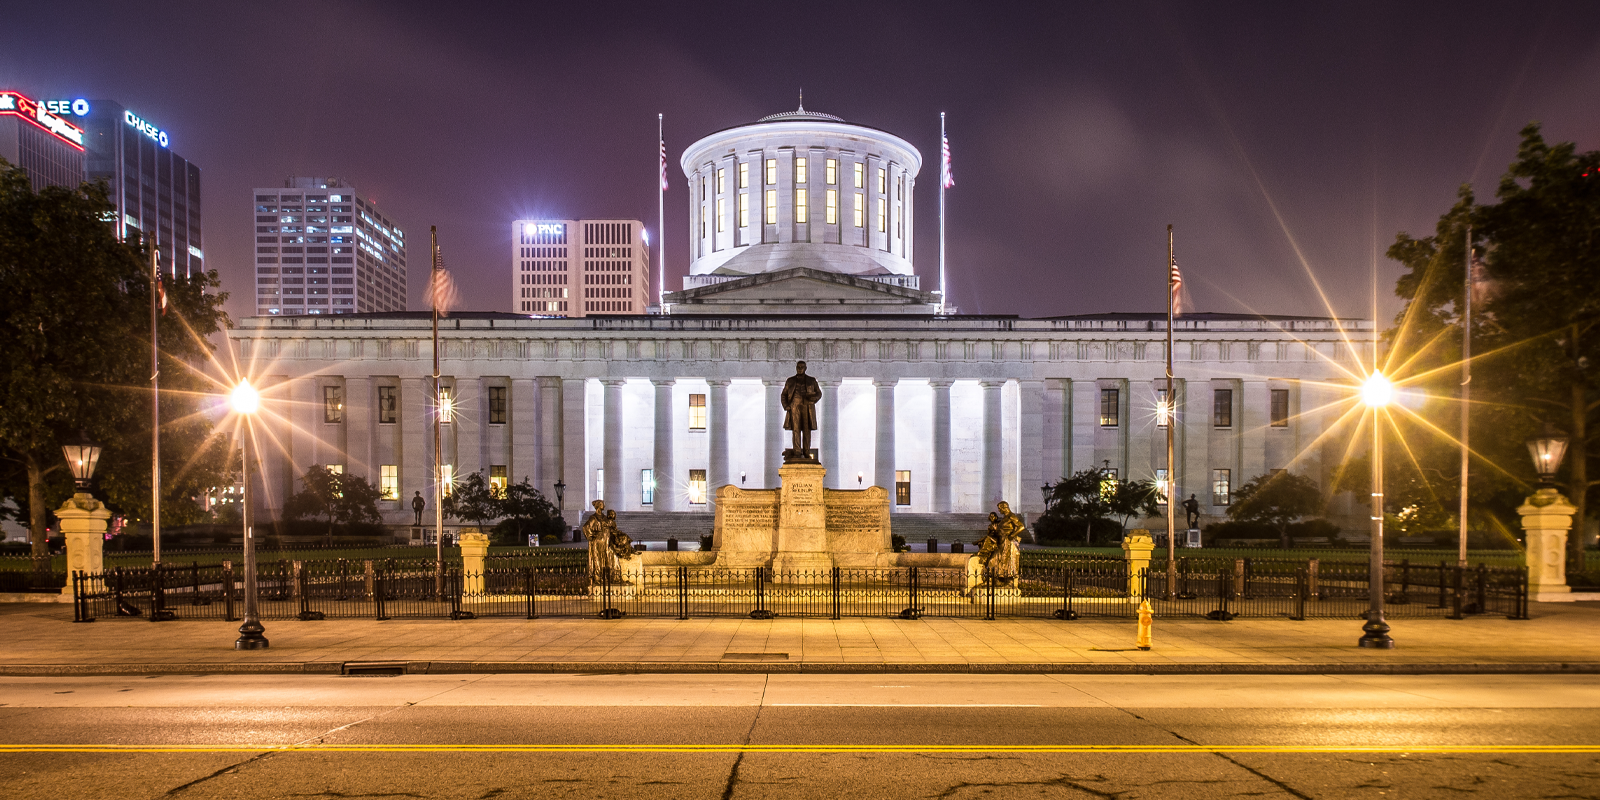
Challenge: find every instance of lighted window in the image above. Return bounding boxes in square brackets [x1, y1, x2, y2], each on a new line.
[1156, 389, 1170, 428]
[854, 193, 865, 227]
[488, 386, 507, 425]
[1212, 469, 1231, 506]
[765, 159, 777, 185]
[1270, 389, 1290, 427]
[1155, 469, 1169, 504]
[876, 199, 886, 232]
[825, 189, 837, 224]
[738, 193, 749, 227]
[688, 469, 707, 505]
[765, 190, 777, 225]
[738, 162, 749, 189]
[378, 386, 397, 424]
[826, 158, 837, 185]
[380, 465, 398, 500]
[795, 157, 807, 184]
[323, 385, 344, 423]
[877, 167, 886, 194]
[641, 468, 654, 505]
[895, 470, 911, 506]
[795, 189, 808, 223]
[717, 199, 725, 232]
[1213, 389, 1233, 428]
[716, 168, 725, 194]
[438, 385, 455, 423]
[688, 394, 707, 430]
[1100, 388, 1120, 427]
[489, 465, 507, 496]
[853, 162, 864, 188]
[441, 464, 455, 497]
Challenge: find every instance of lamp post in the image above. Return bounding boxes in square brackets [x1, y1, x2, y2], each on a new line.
[61, 430, 104, 491]
[1040, 483, 1054, 511]
[1522, 422, 1574, 599]
[230, 379, 268, 651]
[56, 431, 107, 595]
[553, 479, 566, 540]
[1526, 423, 1570, 489]
[1359, 370, 1395, 649]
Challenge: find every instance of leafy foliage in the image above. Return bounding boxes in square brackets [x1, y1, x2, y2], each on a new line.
[281, 466, 384, 545]
[1227, 472, 1324, 548]
[1034, 468, 1161, 544]
[444, 472, 565, 546]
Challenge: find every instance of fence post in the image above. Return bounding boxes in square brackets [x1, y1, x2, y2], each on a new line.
[1054, 566, 1077, 620]
[1291, 567, 1306, 621]
[223, 561, 237, 622]
[1472, 563, 1488, 615]
[1234, 558, 1247, 601]
[1436, 561, 1448, 609]
[363, 559, 375, 601]
[150, 564, 175, 622]
[337, 559, 350, 601]
[677, 566, 688, 620]
[1449, 565, 1464, 620]
[1393, 559, 1412, 605]
[190, 562, 203, 606]
[525, 567, 537, 620]
[831, 567, 841, 620]
[72, 572, 92, 623]
[1517, 566, 1530, 620]
[900, 567, 921, 620]
[450, 568, 474, 620]
[986, 571, 996, 621]
[375, 567, 389, 621]
[1207, 565, 1235, 621]
[1308, 558, 1320, 601]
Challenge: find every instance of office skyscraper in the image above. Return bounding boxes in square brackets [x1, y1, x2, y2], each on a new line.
[253, 177, 407, 316]
[512, 219, 650, 317]
[0, 89, 85, 191]
[81, 99, 203, 275]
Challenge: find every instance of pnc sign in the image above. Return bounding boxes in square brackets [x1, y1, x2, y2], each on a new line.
[124, 110, 169, 147]
[0, 91, 85, 149]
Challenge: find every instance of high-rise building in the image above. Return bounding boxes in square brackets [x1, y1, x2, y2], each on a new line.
[0, 90, 86, 191]
[81, 99, 203, 276]
[511, 219, 650, 316]
[253, 177, 407, 316]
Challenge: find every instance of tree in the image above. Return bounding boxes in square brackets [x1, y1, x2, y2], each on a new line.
[441, 471, 501, 531]
[1036, 468, 1159, 544]
[494, 477, 564, 546]
[1105, 479, 1161, 533]
[282, 466, 383, 545]
[0, 164, 229, 562]
[1228, 472, 1323, 549]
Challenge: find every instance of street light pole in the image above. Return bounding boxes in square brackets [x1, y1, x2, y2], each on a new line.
[231, 380, 267, 650]
[1359, 371, 1394, 649]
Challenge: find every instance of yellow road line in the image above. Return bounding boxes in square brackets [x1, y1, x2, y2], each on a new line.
[0, 744, 1596, 754]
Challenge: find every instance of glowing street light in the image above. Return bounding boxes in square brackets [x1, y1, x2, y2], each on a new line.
[230, 379, 268, 651]
[1359, 370, 1395, 650]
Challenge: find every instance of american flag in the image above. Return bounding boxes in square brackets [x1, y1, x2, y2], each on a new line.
[1169, 257, 1184, 316]
[940, 132, 954, 189]
[427, 250, 460, 317]
[660, 137, 669, 191]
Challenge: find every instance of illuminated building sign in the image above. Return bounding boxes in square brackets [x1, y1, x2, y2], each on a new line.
[124, 110, 169, 147]
[43, 99, 90, 117]
[0, 90, 86, 149]
[524, 222, 565, 235]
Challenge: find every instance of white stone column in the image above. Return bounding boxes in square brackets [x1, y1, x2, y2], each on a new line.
[931, 380, 953, 513]
[1019, 379, 1045, 516]
[539, 377, 563, 500]
[708, 379, 730, 506]
[288, 378, 318, 481]
[400, 376, 429, 518]
[510, 378, 538, 487]
[981, 380, 1004, 507]
[652, 379, 675, 512]
[561, 377, 586, 516]
[874, 379, 896, 504]
[1069, 379, 1098, 477]
[1240, 379, 1269, 481]
[820, 379, 840, 488]
[602, 378, 625, 508]
[1521, 489, 1575, 600]
[766, 379, 784, 488]
[1041, 378, 1066, 486]
[345, 376, 373, 480]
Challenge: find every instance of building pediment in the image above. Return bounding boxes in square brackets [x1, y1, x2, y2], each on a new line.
[663, 267, 937, 314]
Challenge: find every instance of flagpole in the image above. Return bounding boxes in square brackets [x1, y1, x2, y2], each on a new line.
[1459, 224, 1471, 567]
[150, 241, 161, 567]
[938, 112, 947, 315]
[658, 113, 666, 310]
[1166, 225, 1177, 592]
[431, 227, 443, 580]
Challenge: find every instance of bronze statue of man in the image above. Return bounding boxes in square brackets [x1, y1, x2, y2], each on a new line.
[781, 360, 822, 460]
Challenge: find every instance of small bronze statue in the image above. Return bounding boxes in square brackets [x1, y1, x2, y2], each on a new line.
[781, 360, 821, 462]
[582, 500, 637, 583]
[976, 502, 1023, 583]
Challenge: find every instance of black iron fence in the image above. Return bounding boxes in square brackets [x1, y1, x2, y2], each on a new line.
[70, 556, 1528, 623]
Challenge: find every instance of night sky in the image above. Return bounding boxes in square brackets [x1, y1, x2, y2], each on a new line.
[8, 1, 1599, 324]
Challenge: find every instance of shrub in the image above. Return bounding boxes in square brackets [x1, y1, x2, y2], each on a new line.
[1035, 516, 1123, 546]
[699, 533, 715, 551]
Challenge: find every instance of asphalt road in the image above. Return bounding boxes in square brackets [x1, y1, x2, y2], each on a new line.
[1, 674, 1598, 799]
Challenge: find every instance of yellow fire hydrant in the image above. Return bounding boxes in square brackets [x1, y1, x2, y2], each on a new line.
[1136, 599, 1153, 650]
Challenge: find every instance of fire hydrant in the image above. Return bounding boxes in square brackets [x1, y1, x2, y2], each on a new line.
[1136, 599, 1153, 650]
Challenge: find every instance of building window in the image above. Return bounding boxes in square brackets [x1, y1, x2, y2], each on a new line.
[738, 162, 749, 189]
[717, 199, 725, 232]
[1156, 389, 1170, 428]
[378, 387, 398, 423]
[1270, 389, 1290, 427]
[825, 189, 837, 224]
[1100, 388, 1120, 427]
[688, 394, 707, 430]
[441, 464, 455, 497]
[853, 162, 864, 188]
[641, 469, 654, 505]
[688, 469, 707, 505]
[716, 168, 725, 194]
[488, 386, 507, 425]
[895, 470, 911, 506]
[489, 465, 507, 496]
[877, 167, 887, 194]
[854, 193, 865, 227]
[795, 189, 808, 223]
[876, 199, 886, 232]
[1155, 469, 1169, 504]
[380, 465, 398, 500]
[1212, 469, 1231, 505]
[765, 190, 777, 225]
[438, 386, 454, 424]
[765, 159, 777, 185]
[795, 157, 807, 184]
[738, 193, 749, 227]
[323, 385, 344, 423]
[826, 158, 837, 185]
[1213, 389, 1233, 428]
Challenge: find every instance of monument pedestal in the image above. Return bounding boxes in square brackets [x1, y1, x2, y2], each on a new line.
[772, 462, 832, 577]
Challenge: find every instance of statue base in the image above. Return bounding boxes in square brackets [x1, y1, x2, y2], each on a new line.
[782, 448, 819, 464]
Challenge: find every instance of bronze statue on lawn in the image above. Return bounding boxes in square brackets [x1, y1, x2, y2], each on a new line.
[781, 360, 822, 462]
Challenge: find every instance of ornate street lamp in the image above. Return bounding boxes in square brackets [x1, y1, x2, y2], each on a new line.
[1359, 370, 1395, 650]
[553, 479, 567, 539]
[230, 379, 268, 651]
[61, 431, 102, 491]
[1526, 423, 1570, 488]
[1040, 483, 1055, 511]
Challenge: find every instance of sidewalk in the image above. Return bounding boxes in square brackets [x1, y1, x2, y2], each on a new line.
[3, 601, 1598, 676]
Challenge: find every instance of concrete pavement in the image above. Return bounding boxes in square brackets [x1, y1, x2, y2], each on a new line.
[4, 601, 1600, 676]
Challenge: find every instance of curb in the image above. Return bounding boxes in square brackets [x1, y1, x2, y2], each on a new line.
[2, 661, 1599, 677]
